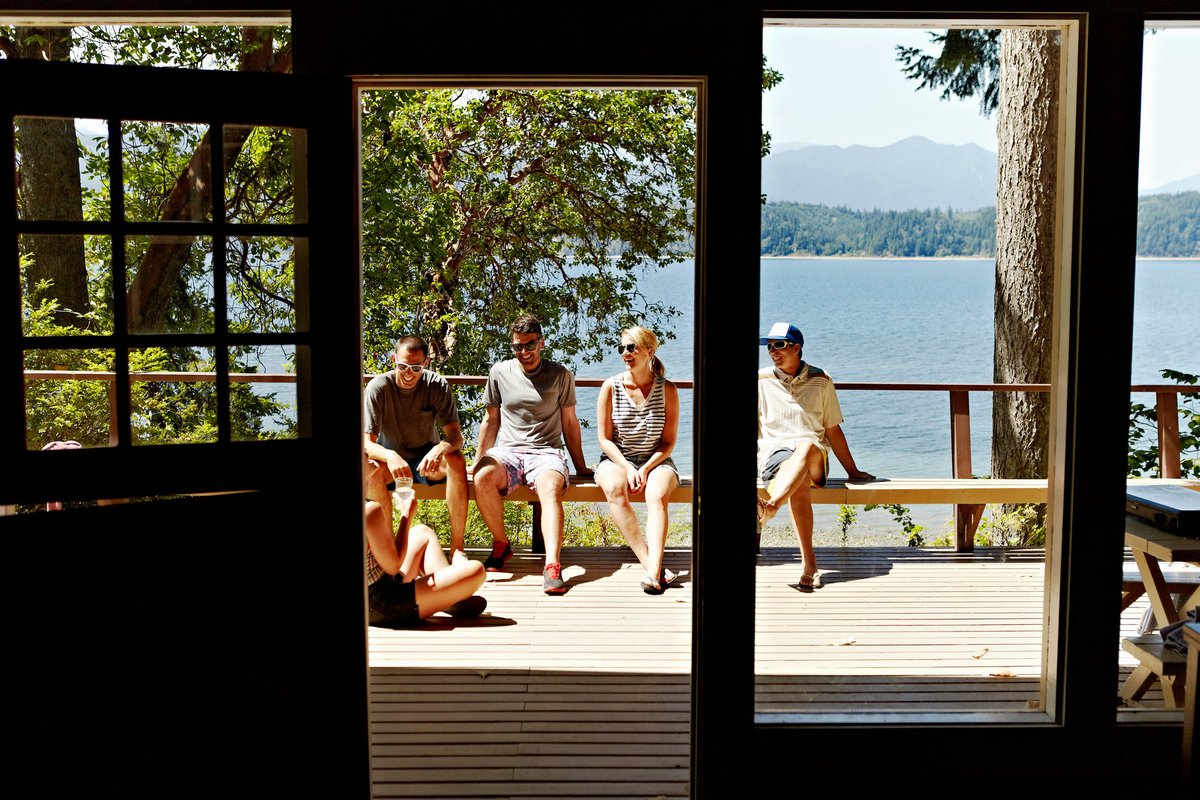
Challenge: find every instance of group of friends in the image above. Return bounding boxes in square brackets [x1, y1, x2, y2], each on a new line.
[363, 314, 870, 627]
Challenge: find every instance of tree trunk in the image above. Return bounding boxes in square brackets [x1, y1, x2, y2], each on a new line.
[13, 27, 89, 329]
[992, 29, 1059, 489]
[126, 28, 291, 333]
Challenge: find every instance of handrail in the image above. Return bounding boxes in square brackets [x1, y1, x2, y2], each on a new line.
[22, 370, 1190, 478]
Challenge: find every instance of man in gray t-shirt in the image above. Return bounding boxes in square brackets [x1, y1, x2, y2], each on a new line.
[365, 335, 470, 562]
[473, 315, 591, 594]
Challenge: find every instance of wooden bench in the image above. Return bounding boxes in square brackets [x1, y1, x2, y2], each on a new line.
[1121, 634, 1189, 708]
[412, 473, 693, 553]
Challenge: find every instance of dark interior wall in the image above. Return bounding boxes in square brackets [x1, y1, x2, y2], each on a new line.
[4, 0, 1199, 794]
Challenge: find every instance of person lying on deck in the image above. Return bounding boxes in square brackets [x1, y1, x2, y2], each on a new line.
[755, 321, 873, 592]
[363, 454, 487, 626]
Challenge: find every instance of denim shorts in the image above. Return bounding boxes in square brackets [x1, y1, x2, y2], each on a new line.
[486, 446, 570, 495]
[367, 574, 420, 627]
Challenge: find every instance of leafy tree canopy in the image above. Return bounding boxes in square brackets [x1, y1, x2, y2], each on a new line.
[895, 29, 1001, 117]
[360, 88, 696, 382]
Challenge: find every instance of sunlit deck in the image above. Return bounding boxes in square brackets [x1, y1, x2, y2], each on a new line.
[368, 545, 1174, 798]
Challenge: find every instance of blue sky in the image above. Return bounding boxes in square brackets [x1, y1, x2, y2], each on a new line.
[763, 25, 1200, 191]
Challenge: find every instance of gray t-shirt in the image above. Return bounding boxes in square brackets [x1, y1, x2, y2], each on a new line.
[364, 369, 460, 460]
[484, 358, 576, 449]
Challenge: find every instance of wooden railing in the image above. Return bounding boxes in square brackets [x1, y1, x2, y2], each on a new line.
[21, 371, 1190, 478]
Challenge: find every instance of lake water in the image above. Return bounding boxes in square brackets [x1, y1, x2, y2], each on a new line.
[570, 257, 1199, 537]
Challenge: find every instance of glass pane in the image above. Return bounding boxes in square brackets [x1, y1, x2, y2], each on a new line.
[230, 345, 300, 441]
[125, 235, 214, 334]
[121, 120, 211, 222]
[757, 24, 1059, 719]
[1118, 25, 1200, 716]
[129, 346, 217, 445]
[226, 236, 304, 333]
[24, 349, 116, 450]
[14, 116, 109, 222]
[223, 125, 304, 224]
[19, 234, 115, 335]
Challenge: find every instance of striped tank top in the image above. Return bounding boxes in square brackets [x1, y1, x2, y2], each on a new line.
[610, 373, 667, 461]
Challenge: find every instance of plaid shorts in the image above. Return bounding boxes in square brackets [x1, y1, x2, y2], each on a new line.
[486, 446, 570, 495]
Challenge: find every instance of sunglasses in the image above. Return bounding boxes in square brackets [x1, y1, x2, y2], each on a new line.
[395, 363, 424, 375]
[765, 340, 795, 351]
[511, 339, 541, 352]
[616, 343, 638, 354]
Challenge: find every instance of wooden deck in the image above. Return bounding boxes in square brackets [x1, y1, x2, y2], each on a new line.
[368, 545, 1175, 798]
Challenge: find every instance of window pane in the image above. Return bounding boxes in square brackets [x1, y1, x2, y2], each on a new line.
[223, 125, 304, 224]
[121, 120, 211, 222]
[24, 349, 115, 450]
[226, 236, 304, 333]
[758, 23, 1061, 720]
[14, 116, 109, 222]
[125, 235, 214, 334]
[20, 234, 115, 335]
[230, 345, 301, 441]
[129, 346, 217, 445]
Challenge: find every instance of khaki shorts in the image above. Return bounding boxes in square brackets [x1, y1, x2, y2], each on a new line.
[760, 443, 829, 488]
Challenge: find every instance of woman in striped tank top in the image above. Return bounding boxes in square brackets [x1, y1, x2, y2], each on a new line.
[596, 326, 681, 594]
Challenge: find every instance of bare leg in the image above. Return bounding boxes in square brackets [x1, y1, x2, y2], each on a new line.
[412, 560, 486, 618]
[534, 471, 567, 565]
[472, 457, 509, 547]
[643, 466, 680, 585]
[443, 450, 470, 559]
[761, 445, 825, 585]
[596, 460, 650, 567]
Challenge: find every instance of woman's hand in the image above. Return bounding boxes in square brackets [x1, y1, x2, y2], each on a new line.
[626, 465, 644, 494]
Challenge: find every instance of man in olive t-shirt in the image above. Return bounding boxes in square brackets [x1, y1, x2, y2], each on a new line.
[473, 315, 591, 594]
[364, 335, 470, 562]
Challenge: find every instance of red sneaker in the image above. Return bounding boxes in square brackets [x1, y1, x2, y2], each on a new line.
[542, 562, 566, 594]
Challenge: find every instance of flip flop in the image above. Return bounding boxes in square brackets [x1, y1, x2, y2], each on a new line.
[641, 573, 667, 595]
[796, 571, 820, 593]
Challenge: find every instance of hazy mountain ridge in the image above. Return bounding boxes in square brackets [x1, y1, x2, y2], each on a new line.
[761, 136, 998, 211]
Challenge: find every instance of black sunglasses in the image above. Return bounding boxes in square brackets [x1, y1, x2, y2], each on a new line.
[766, 340, 795, 351]
[511, 339, 541, 352]
[616, 343, 638, 354]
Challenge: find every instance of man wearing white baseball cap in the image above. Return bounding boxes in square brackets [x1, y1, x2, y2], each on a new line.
[757, 321, 873, 591]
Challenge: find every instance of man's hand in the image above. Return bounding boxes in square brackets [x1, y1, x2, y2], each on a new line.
[416, 444, 446, 478]
[386, 452, 413, 484]
[575, 464, 595, 480]
[847, 468, 874, 481]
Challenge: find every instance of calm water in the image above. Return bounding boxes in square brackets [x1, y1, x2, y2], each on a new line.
[573, 257, 1199, 535]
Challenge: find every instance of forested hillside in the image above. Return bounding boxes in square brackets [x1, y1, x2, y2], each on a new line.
[761, 192, 1199, 257]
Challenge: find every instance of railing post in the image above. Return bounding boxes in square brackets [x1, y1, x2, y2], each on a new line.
[1157, 391, 1181, 479]
[108, 373, 119, 447]
[950, 390, 983, 552]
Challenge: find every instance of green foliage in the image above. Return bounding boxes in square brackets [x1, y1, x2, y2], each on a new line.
[835, 504, 858, 548]
[70, 25, 289, 71]
[864, 503, 926, 547]
[1136, 192, 1200, 257]
[761, 202, 996, 257]
[1129, 369, 1200, 479]
[974, 504, 1046, 547]
[896, 30, 1001, 117]
[360, 88, 696, 432]
[761, 54, 783, 162]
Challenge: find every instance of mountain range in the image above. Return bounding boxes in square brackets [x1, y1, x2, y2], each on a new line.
[763, 136, 1200, 210]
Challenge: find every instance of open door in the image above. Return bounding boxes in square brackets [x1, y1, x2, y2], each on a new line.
[2, 58, 367, 794]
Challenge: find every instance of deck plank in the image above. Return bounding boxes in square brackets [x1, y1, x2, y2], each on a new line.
[369, 544, 1174, 797]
